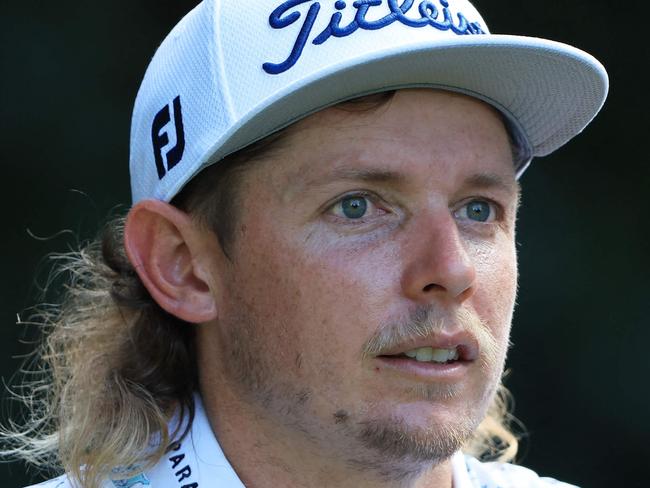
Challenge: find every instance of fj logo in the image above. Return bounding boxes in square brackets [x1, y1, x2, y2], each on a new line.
[152, 95, 185, 179]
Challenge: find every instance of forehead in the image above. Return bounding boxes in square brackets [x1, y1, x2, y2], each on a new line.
[261, 89, 517, 193]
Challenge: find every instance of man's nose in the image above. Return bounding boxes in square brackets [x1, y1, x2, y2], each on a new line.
[401, 212, 476, 305]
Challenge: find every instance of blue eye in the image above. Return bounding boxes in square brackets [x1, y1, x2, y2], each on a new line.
[464, 200, 492, 222]
[341, 196, 368, 219]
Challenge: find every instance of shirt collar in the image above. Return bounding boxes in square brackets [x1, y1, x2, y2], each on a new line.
[139, 394, 245, 488]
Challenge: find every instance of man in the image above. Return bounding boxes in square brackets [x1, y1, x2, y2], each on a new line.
[6, 0, 607, 487]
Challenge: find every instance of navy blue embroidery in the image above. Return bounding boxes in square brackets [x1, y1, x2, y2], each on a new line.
[151, 95, 185, 180]
[262, 0, 321, 75]
[167, 441, 199, 488]
[263, 0, 485, 74]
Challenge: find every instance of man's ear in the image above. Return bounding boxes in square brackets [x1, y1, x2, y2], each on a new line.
[124, 199, 219, 323]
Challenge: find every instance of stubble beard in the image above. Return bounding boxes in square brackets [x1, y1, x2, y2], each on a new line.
[222, 304, 507, 483]
[345, 413, 479, 482]
[344, 306, 506, 479]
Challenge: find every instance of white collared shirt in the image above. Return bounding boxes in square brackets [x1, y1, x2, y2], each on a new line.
[28, 396, 578, 488]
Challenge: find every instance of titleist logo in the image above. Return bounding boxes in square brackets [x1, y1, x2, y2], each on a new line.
[262, 0, 485, 75]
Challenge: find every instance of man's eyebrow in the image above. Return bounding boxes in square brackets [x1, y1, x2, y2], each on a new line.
[292, 168, 521, 197]
[296, 167, 407, 191]
[463, 173, 521, 197]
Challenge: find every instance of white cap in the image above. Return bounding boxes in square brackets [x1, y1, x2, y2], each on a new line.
[129, 0, 609, 203]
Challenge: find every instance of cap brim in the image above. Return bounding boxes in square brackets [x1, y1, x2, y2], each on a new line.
[190, 35, 608, 192]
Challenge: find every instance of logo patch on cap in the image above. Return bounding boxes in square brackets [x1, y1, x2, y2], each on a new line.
[263, 0, 485, 74]
[151, 95, 186, 180]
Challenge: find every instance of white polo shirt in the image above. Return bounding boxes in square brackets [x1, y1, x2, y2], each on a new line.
[28, 397, 578, 488]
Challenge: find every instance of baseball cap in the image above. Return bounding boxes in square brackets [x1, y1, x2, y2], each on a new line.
[129, 0, 609, 203]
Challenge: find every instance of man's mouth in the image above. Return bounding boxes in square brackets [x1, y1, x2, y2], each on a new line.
[386, 347, 460, 364]
[374, 344, 472, 381]
[372, 334, 479, 380]
[366, 327, 481, 383]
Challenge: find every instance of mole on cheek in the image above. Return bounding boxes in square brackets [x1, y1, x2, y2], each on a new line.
[333, 410, 349, 424]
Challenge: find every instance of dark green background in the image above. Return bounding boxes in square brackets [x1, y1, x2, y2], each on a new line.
[1, 1, 647, 486]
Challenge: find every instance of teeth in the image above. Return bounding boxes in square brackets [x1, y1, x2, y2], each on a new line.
[403, 347, 458, 363]
[415, 348, 434, 362]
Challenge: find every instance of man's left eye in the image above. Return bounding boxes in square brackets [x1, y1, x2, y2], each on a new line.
[456, 200, 496, 223]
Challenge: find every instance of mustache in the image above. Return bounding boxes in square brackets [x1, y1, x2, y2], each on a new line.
[362, 306, 501, 369]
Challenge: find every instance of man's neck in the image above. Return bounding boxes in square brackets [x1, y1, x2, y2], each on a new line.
[199, 386, 453, 488]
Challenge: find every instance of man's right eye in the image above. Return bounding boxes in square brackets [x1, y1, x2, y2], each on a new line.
[328, 193, 389, 221]
[338, 195, 369, 219]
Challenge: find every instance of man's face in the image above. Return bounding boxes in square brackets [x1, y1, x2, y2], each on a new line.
[197, 89, 519, 475]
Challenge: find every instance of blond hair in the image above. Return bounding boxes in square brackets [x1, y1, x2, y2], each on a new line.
[1, 219, 197, 488]
[2, 93, 523, 487]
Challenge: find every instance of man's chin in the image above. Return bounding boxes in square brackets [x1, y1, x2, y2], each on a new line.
[344, 414, 477, 480]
